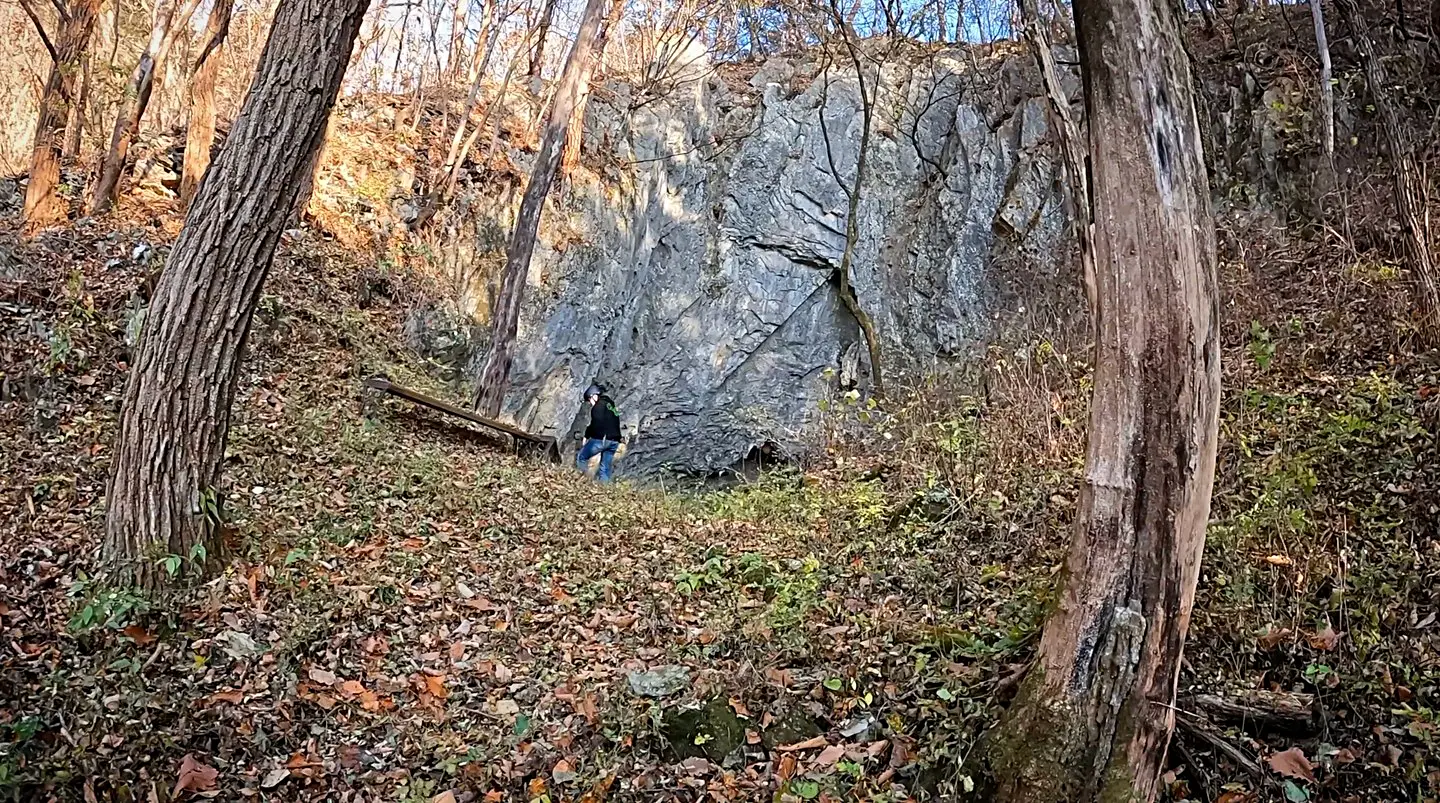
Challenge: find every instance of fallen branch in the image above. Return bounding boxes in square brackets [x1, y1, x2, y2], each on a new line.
[364, 376, 560, 462]
[1184, 690, 1317, 733]
[1175, 713, 1266, 781]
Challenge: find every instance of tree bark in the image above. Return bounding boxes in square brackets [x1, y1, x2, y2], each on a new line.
[91, 0, 203, 215]
[1019, 0, 1096, 315]
[1334, 0, 1439, 334]
[23, 0, 103, 233]
[473, 0, 609, 416]
[180, 0, 235, 207]
[983, 0, 1220, 795]
[104, 0, 372, 588]
[63, 51, 93, 159]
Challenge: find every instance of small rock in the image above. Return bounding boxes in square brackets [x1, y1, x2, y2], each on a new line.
[217, 630, 265, 661]
[839, 714, 876, 740]
[627, 665, 691, 698]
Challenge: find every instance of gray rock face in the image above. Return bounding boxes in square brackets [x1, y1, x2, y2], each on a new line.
[447, 46, 1074, 478]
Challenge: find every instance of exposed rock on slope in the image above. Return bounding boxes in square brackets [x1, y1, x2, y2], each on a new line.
[443, 45, 1073, 477]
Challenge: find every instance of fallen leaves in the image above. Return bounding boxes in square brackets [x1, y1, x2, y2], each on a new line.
[1258, 626, 1294, 650]
[1307, 623, 1342, 651]
[814, 743, 846, 766]
[172, 754, 219, 798]
[778, 735, 828, 752]
[1267, 746, 1316, 783]
[122, 625, 156, 646]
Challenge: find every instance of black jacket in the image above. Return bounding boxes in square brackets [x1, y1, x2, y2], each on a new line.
[585, 396, 622, 442]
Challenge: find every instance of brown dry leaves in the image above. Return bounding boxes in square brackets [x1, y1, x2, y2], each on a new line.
[1267, 746, 1316, 783]
[172, 754, 219, 798]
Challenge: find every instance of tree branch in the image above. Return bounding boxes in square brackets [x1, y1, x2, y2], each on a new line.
[19, 0, 60, 64]
[194, 0, 235, 70]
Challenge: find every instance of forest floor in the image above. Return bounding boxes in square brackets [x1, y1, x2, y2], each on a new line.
[2, 152, 1440, 802]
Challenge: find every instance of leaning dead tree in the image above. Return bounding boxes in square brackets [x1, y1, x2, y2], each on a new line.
[1334, 0, 1439, 335]
[20, 0, 103, 232]
[91, 0, 203, 215]
[984, 0, 1221, 796]
[472, 0, 612, 416]
[105, 0, 372, 588]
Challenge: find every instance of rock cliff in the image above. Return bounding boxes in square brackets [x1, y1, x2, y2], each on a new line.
[428, 43, 1077, 478]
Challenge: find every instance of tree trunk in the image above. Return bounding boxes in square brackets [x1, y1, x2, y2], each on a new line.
[1311, 0, 1334, 165]
[104, 0, 371, 588]
[473, 0, 609, 416]
[561, 0, 622, 173]
[528, 0, 558, 80]
[1019, 0, 1096, 314]
[180, 0, 235, 207]
[63, 51, 93, 159]
[91, 0, 203, 215]
[23, 0, 103, 233]
[1335, 0, 1439, 333]
[983, 0, 1221, 795]
[818, 2, 885, 396]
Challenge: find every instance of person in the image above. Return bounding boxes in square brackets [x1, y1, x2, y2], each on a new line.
[577, 384, 622, 482]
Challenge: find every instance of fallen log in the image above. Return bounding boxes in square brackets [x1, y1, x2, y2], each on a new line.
[363, 375, 560, 463]
[1183, 690, 1317, 733]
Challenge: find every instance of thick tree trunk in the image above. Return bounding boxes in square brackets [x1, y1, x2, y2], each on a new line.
[473, 0, 609, 416]
[23, 0, 102, 232]
[63, 52, 92, 159]
[1335, 0, 1439, 334]
[180, 0, 235, 207]
[91, 0, 203, 215]
[104, 0, 371, 588]
[983, 0, 1220, 795]
[1019, 0, 1096, 314]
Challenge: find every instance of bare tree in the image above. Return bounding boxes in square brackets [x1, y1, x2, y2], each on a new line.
[984, 0, 1221, 796]
[104, 0, 372, 588]
[91, 0, 204, 215]
[1335, 0, 1438, 331]
[181, 0, 236, 206]
[20, 0, 103, 232]
[816, 0, 886, 395]
[409, 0, 509, 229]
[473, 0, 611, 416]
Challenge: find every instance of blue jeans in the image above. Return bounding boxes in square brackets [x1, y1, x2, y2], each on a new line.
[577, 438, 619, 482]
